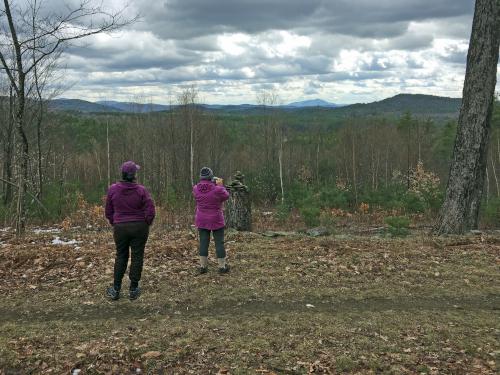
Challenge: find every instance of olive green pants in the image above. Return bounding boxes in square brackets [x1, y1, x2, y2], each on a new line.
[198, 228, 225, 259]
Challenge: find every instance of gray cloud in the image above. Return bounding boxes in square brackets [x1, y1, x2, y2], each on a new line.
[13, 0, 493, 104]
[132, 0, 473, 40]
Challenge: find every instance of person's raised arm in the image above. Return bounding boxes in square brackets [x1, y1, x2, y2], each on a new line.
[216, 184, 230, 202]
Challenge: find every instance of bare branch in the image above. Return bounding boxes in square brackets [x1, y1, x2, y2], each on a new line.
[3, 0, 23, 75]
[0, 50, 18, 93]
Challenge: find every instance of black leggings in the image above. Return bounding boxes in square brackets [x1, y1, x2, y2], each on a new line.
[113, 221, 149, 290]
[198, 228, 225, 258]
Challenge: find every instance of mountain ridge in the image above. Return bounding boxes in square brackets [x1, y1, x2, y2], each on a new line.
[47, 94, 462, 116]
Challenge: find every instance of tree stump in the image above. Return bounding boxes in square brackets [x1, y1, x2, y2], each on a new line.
[225, 171, 252, 231]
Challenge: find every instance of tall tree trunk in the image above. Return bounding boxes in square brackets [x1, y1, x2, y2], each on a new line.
[316, 141, 320, 184]
[35, 106, 43, 199]
[385, 147, 389, 188]
[189, 106, 194, 187]
[2, 87, 14, 205]
[15, 95, 29, 235]
[106, 121, 111, 187]
[351, 128, 358, 206]
[434, 0, 500, 234]
[407, 121, 411, 189]
[278, 128, 285, 204]
[486, 164, 490, 204]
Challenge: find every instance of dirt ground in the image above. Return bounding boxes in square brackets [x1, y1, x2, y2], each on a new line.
[0, 226, 498, 374]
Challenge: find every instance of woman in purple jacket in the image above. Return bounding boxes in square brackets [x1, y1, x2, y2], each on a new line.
[104, 161, 155, 300]
[193, 167, 230, 274]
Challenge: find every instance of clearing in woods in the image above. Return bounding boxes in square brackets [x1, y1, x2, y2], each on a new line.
[0, 227, 498, 374]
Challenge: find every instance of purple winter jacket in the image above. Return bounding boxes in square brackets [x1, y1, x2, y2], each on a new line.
[105, 181, 156, 225]
[193, 180, 230, 230]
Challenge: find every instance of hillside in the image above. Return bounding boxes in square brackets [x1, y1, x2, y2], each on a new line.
[337, 94, 461, 116]
[96, 101, 171, 113]
[48, 99, 122, 113]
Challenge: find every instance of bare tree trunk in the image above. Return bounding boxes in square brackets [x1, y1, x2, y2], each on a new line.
[33, 65, 44, 199]
[15, 98, 29, 235]
[190, 108, 194, 187]
[351, 128, 358, 206]
[2, 87, 14, 205]
[385, 147, 389, 188]
[486, 164, 490, 204]
[92, 141, 102, 182]
[107, 121, 110, 187]
[278, 129, 285, 204]
[497, 133, 500, 167]
[407, 122, 411, 189]
[35, 106, 43, 198]
[371, 148, 375, 190]
[3, 0, 30, 235]
[316, 141, 320, 184]
[434, 0, 500, 234]
[417, 119, 422, 162]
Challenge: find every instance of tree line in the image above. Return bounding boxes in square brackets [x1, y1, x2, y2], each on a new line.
[1, 87, 499, 225]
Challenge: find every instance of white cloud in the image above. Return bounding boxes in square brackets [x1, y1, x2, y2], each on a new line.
[24, 0, 498, 105]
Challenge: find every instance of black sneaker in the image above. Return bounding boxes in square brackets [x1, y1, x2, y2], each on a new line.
[218, 264, 230, 274]
[106, 286, 120, 300]
[129, 287, 141, 300]
[198, 266, 208, 275]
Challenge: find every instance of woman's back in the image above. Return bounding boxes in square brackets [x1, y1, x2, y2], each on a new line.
[193, 180, 229, 230]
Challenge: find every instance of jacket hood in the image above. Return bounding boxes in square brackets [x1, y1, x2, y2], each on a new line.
[115, 181, 141, 195]
[196, 180, 215, 194]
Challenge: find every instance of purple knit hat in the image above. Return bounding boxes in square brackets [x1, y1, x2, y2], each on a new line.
[121, 161, 140, 177]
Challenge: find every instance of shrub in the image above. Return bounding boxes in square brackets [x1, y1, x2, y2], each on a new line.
[384, 216, 410, 237]
[61, 192, 107, 229]
[320, 210, 337, 229]
[287, 183, 314, 208]
[160, 185, 181, 209]
[39, 181, 83, 221]
[403, 192, 426, 213]
[276, 201, 292, 223]
[318, 186, 350, 209]
[246, 170, 280, 204]
[300, 205, 321, 227]
[408, 161, 442, 212]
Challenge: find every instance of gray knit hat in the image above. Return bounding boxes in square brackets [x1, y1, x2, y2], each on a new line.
[200, 167, 214, 180]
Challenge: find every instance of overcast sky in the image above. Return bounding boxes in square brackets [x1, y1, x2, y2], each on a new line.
[32, 1, 500, 104]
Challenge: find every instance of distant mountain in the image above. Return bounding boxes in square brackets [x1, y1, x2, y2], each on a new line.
[48, 93, 462, 117]
[338, 94, 461, 116]
[286, 99, 340, 108]
[96, 101, 171, 113]
[201, 103, 262, 112]
[202, 103, 257, 110]
[49, 99, 122, 113]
